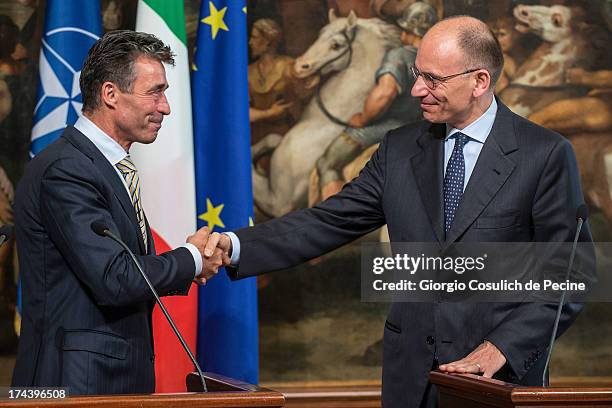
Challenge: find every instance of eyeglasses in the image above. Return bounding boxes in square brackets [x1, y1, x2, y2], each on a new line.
[410, 65, 482, 90]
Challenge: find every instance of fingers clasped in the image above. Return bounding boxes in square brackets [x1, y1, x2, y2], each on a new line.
[188, 228, 233, 286]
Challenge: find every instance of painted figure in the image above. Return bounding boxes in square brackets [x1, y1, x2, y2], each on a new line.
[102, 0, 123, 32]
[0, 164, 14, 280]
[251, 11, 401, 217]
[530, 68, 612, 134]
[311, 2, 438, 203]
[530, 67, 612, 229]
[327, 0, 375, 18]
[499, 4, 595, 117]
[371, 0, 444, 20]
[0, 81, 12, 225]
[490, 16, 523, 94]
[0, 15, 22, 76]
[248, 18, 315, 148]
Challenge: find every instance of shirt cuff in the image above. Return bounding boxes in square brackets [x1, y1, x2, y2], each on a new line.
[182, 243, 202, 278]
[224, 231, 241, 265]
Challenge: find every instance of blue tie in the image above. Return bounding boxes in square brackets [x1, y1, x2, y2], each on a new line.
[444, 132, 469, 232]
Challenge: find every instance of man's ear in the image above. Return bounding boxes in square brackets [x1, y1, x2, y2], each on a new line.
[473, 70, 492, 98]
[100, 81, 119, 108]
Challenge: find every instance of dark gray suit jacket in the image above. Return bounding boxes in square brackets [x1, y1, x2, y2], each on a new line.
[230, 101, 591, 407]
[12, 126, 195, 395]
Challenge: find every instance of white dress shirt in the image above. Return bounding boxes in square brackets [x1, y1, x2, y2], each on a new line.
[444, 97, 497, 191]
[74, 116, 202, 276]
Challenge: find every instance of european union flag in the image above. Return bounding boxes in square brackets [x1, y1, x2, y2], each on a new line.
[30, 0, 102, 156]
[192, 1, 258, 383]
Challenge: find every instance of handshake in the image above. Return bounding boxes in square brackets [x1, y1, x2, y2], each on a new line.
[187, 227, 233, 285]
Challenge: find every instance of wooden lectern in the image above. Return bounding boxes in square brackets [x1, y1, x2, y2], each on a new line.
[430, 371, 612, 407]
[0, 372, 284, 408]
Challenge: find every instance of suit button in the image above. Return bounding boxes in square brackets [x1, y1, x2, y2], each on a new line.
[426, 336, 435, 345]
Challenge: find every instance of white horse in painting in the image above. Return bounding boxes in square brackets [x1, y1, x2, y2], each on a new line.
[251, 10, 400, 218]
[499, 4, 592, 117]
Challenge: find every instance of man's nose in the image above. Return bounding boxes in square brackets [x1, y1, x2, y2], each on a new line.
[158, 92, 171, 115]
[411, 75, 428, 98]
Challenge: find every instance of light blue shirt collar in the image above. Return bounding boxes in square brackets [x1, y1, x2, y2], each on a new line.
[74, 115, 128, 166]
[445, 97, 497, 144]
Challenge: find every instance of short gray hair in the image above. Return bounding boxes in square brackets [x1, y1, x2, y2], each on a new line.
[445, 16, 504, 87]
[80, 30, 175, 113]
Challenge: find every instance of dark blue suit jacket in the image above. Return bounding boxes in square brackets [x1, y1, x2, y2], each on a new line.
[229, 101, 592, 407]
[12, 126, 195, 395]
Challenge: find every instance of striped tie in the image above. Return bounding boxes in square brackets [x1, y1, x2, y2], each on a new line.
[116, 156, 148, 250]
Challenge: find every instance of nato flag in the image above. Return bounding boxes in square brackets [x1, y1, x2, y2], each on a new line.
[30, 0, 102, 156]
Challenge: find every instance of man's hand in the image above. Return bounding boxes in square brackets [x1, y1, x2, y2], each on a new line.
[187, 226, 211, 257]
[193, 247, 226, 285]
[203, 232, 232, 262]
[191, 232, 233, 285]
[438, 340, 506, 378]
[187, 227, 211, 284]
[186, 227, 223, 285]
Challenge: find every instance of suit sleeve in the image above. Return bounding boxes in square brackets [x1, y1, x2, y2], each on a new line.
[485, 137, 593, 380]
[229, 134, 390, 279]
[39, 157, 195, 307]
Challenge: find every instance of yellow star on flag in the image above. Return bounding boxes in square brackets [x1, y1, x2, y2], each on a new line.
[199, 198, 225, 231]
[202, 1, 229, 40]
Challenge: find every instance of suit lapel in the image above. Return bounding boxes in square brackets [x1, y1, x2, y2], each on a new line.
[63, 126, 147, 254]
[444, 102, 518, 247]
[144, 216, 155, 255]
[411, 123, 446, 244]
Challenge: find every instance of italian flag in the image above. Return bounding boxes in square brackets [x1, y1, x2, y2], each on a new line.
[132, 0, 197, 393]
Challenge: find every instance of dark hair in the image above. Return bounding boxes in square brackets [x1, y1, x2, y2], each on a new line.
[80, 30, 175, 113]
[0, 15, 19, 59]
[444, 16, 504, 87]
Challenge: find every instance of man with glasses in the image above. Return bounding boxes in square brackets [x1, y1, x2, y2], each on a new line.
[208, 15, 590, 407]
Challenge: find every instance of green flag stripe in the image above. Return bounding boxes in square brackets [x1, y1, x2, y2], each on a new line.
[142, 0, 187, 45]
